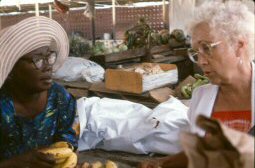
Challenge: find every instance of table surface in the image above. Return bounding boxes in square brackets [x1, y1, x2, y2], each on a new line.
[78, 149, 165, 167]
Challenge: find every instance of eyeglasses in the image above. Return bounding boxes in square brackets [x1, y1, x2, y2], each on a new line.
[187, 41, 222, 63]
[31, 52, 57, 70]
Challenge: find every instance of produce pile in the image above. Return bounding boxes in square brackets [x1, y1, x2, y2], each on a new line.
[181, 74, 209, 99]
[69, 34, 91, 57]
[92, 41, 128, 56]
[124, 18, 151, 49]
[38, 141, 77, 168]
[79, 160, 118, 168]
[69, 18, 175, 57]
[169, 29, 187, 48]
[124, 18, 170, 49]
[69, 33, 129, 57]
[150, 29, 170, 46]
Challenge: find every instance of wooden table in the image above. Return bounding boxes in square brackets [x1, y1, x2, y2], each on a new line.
[55, 79, 91, 98]
[88, 82, 162, 108]
[78, 149, 165, 167]
[55, 80, 173, 108]
[55, 81, 172, 167]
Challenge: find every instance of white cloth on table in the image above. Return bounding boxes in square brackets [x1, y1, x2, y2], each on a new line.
[77, 96, 189, 154]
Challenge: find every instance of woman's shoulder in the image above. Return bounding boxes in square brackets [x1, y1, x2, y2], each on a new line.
[0, 87, 9, 100]
[192, 83, 218, 97]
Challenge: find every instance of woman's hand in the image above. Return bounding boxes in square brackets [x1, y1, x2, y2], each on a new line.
[0, 149, 56, 168]
[137, 159, 162, 168]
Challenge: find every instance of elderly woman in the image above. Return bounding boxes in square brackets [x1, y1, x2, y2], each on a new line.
[139, 1, 254, 168]
[0, 16, 77, 167]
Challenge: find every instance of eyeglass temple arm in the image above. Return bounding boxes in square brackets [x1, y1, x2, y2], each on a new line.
[211, 41, 222, 47]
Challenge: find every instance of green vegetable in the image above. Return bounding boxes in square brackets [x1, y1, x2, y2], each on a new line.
[181, 86, 191, 99]
[69, 34, 91, 57]
[194, 74, 209, 81]
[124, 18, 153, 49]
[192, 79, 203, 88]
[181, 74, 209, 99]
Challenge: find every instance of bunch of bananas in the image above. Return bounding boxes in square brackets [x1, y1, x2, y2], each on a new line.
[80, 160, 118, 168]
[38, 141, 77, 168]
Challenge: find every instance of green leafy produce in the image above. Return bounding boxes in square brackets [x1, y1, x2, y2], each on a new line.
[169, 29, 186, 48]
[69, 34, 91, 57]
[124, 18, 153, 49]
[181, 74, 209, 99]
[124, 18, 171, 49]
[159, 29, 170, 44]
[92, 41, 107, 56]
[92, 42, 128, 56]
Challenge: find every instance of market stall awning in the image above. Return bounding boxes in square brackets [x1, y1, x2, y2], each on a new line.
[0, 0, 165, 13]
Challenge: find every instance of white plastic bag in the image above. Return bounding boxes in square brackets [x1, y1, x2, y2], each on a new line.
[53, 57, 105, 83]
[77, 96, 189, 154]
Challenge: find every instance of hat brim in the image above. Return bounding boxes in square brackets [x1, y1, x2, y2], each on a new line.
[0, 16, 69, 88]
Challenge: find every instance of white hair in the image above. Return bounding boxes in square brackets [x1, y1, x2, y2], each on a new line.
[188, 0, 255, 61]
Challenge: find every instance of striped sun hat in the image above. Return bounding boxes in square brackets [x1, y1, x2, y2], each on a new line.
[0, 16, 69, 88]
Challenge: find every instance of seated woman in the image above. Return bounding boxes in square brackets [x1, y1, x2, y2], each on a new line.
[0, 16, 77, 167]
[139, 1, 255, 168]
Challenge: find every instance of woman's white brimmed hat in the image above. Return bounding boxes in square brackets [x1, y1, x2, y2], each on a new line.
[0, 16, 69, 88]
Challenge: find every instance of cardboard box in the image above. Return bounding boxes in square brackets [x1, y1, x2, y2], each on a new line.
[105, 63, 178, 94]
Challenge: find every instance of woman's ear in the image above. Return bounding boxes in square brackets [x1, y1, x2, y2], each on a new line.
[235, 38, 247, 58]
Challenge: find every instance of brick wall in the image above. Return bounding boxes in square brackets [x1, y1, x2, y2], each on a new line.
[0, 5, 169, 40]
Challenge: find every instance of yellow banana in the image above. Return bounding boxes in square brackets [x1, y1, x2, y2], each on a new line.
[91, 161, 103, 168]
[39, 147, 73, 160]
[51, 141, 74, 151]
[55, 158, 67, 164]
[57, 152, 78, 168]
[105, 160, 118, 168]
[81, 162, 90, 168]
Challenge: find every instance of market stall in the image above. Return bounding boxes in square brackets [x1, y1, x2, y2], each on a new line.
[0, 0, 254, 168]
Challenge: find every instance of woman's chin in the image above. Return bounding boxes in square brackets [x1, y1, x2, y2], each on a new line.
[37, 80, 53, 91]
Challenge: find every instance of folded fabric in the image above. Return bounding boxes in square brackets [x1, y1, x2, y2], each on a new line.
[77, 96, 189, 154]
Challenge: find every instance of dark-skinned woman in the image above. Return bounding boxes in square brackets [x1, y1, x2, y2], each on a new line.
[0, 16, 77, 168]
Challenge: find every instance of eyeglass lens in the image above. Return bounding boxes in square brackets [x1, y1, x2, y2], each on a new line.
[188, 43, 214, 63]
[33, 52, 57, 69]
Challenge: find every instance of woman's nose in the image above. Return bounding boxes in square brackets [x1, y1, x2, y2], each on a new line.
[197, 53, 209, 66]
[41, 59, 53, 72]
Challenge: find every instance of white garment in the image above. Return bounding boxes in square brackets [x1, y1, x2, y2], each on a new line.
[188, 63, 255, 136]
